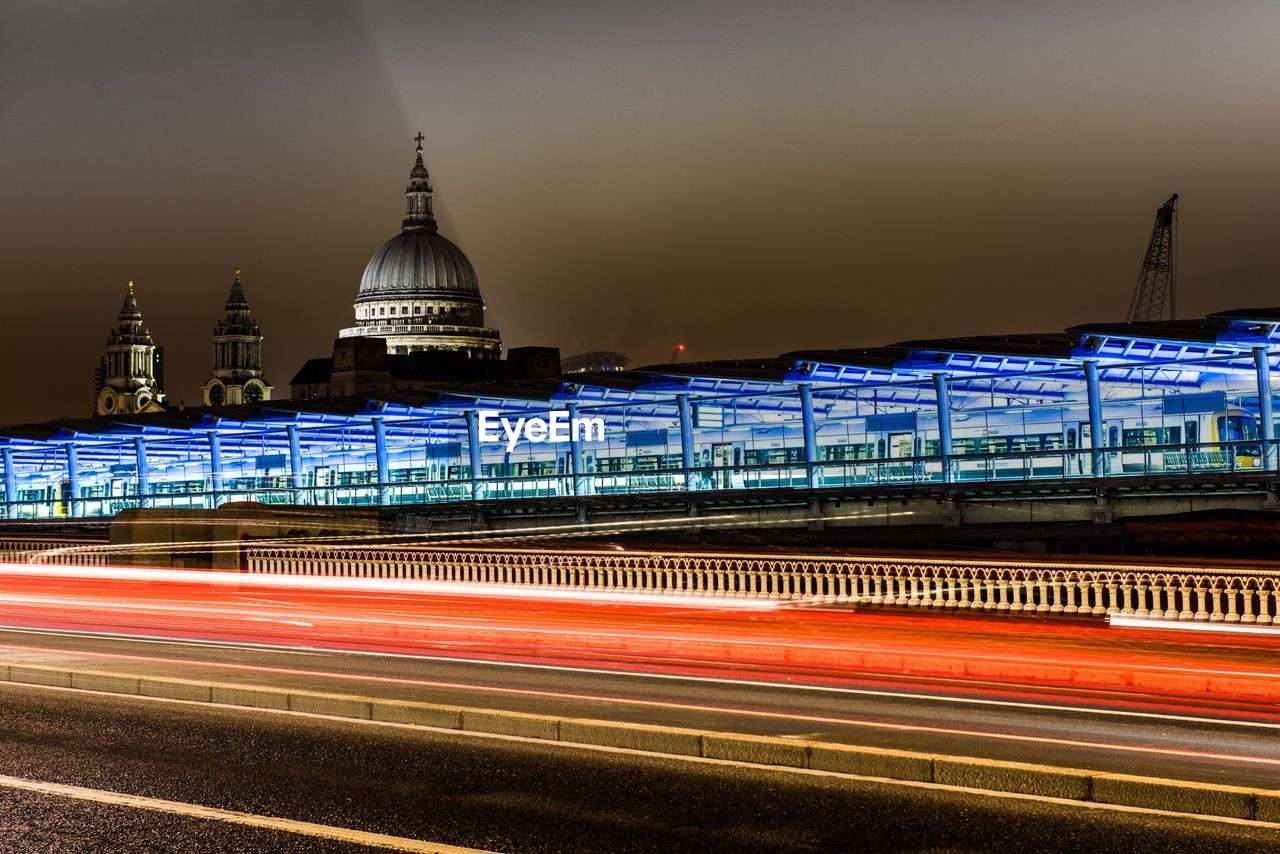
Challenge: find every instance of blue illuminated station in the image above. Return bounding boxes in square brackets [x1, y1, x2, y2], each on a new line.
[4, 310, 1280, 519]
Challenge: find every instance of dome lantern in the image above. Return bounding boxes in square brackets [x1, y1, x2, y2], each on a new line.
[402, 132, 437, 233]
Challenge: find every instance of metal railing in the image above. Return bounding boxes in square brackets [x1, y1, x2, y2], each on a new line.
[246, 546, 1280, 624]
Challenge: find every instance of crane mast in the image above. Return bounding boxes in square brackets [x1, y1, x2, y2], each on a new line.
[1127, 194, 1178, 322]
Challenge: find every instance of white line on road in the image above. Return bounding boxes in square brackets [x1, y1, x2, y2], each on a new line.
[0, 773, 493, 853]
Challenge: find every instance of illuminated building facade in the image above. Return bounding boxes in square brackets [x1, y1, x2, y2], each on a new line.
[13, 309, 1280, 519]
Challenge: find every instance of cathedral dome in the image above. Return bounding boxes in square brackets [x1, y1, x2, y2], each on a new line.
[356, 230, 480, 302]
[339, 134, 502, 359]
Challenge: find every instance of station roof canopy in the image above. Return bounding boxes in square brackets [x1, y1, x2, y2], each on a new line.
[559, 372, 653, 392]
[1207, 307, 1280, 322]
[634, 358, 797, 383]
[1068, 319, 1232, 344]
[781, 348, 908, 371]
[14, 305, 1280, 449]
[892, 333, 1080, 361]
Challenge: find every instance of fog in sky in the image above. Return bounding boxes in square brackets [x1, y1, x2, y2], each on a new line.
[2, 0, 1279, 421]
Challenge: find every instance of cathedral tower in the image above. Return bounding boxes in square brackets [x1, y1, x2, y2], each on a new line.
[94, 281, 165, 415]
[203, 268, 271, 406]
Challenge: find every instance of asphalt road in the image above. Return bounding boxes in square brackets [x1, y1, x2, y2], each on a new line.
[0, 683, 1275, 853]
[0, 626, 1278, 790]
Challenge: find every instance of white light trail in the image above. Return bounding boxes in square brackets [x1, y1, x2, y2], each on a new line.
[0, 560, 778, 610]
[1110, 615, 1280, 636]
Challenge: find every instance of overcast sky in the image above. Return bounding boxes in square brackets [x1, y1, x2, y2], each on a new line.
[2, 0, 1279, 421]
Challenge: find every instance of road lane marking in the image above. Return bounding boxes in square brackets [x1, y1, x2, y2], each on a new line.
[0, 773, 492, 853]
[2, 626, 1279, 737]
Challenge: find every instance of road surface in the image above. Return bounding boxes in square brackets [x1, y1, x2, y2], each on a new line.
[0, 683, 1274, 852]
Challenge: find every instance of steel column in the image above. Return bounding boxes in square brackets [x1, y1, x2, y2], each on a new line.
[1, 447, 14, 519]
[567, 403, 586, 497]
[932, 373, 953, 483]
[677, 394, 696, 492]
[1255, 347, 1276, 471]
[798, 384, 817, 489]
[134, 436, 150, 508]
[1084, 360, 1105, 478]
[372, 417, 390, 505]
[286, 424, 305, 504]
[466, 410, 483, 501]
[208, 432, 223, 509]
[65, 442, 80, 518]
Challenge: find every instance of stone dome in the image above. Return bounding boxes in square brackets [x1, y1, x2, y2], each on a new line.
[339, 134, 502, 359]
[356, 230, 480, 302]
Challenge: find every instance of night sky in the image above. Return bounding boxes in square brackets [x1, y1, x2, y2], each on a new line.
[3, 1, 1279, 423]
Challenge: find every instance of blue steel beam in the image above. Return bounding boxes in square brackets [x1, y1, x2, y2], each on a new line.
[677, 394, 695, 492]
[373, 417, 389, 505]
[798, 384, 817, 489]
[208, 432, 223, 509]
[65, 442, 79, 518]
[1255, 347, 1276, 472]
[568, 403, 586, 497]
[933, 373, 954, 483]
[465, 410, 483, 501]
[286, 425, 304, 505]
[135, 436, 150, 508]
[1, 447, 13, 519]
[1085, 360, 1105, 478]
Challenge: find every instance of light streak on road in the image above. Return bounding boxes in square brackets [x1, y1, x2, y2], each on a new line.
[0, 561, 778, 610]
[0, 559, 1278, 731]
[1109, 615, 1280, 636]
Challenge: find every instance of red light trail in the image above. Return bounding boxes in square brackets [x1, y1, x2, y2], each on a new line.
[0, 561, 1276, 712]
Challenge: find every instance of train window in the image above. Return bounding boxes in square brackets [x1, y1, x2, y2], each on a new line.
[1107, 426, 1119, 448]
[1185, 420, 1198, 445]
[1124, 427, 1180, 447]
[986, 437, 1010, 454]
[1066, 428, 1077, 450]
[1217, 415, 1259, 442]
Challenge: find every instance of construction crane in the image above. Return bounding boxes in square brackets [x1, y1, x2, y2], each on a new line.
[1127, 194, 1178, 323]
[670, 344, 686, 364]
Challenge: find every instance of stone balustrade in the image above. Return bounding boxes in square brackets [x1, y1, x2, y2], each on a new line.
[245, 546, 1280, 625]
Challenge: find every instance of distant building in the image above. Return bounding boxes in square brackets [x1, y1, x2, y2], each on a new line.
[561, 351, 630, 374]
[338, 134, 502, 359]
[202, 269, 271, 406]
[93, 282, 165, 415]
[291, 338, 559, 399]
